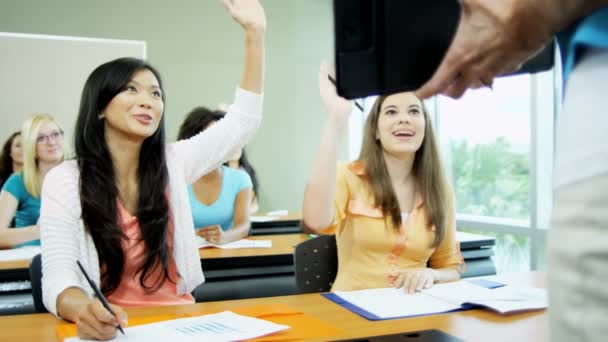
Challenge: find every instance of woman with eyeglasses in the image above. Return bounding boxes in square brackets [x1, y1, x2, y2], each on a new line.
[38, 1, 265, 340]
[0, 114, 65, 249]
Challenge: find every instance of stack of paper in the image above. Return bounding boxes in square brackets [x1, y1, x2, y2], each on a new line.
[196, 236, 272, 249]
[66, 311, 289, 342]
[0, 246, 40, 262]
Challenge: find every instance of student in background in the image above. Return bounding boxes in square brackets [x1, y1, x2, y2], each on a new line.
[302, 62, 462, 293]
[0, 115, 65, 249]
[225, 147, 260, 213]
[39, 1, 266, 340]
[0, 132, 23, 188]
[178, 107, 253, 245]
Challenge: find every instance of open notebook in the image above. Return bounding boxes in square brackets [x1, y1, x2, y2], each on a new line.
[324, 280, 547, 320]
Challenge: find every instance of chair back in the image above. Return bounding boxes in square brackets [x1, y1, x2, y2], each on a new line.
[294, 235, 338, 293]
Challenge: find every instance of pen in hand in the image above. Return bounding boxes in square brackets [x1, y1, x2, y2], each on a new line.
[327, 75, 365, 111]
[76, 260, 125, 335]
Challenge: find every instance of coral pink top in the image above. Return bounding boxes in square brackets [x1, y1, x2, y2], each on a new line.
[106, 201, 194, 307]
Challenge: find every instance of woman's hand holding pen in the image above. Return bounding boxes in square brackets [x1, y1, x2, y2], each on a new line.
[319, 61, 352, 126]
[76, 299, 128, 340]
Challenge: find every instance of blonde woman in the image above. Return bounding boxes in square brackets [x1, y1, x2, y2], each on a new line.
[303, 62, 463, 293]
[0, 114, 65, 249]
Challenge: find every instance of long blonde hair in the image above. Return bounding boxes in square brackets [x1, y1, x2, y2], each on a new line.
[21, 114, 65, 198]
[358, 94, 451, 247]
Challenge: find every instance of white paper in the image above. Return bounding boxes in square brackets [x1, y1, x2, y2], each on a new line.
[333, 287, 461, 319]
[423, 280, 522, 305]
[266, 210, 288, 217]
[250, 215, 278, 222]
[469, 286, 548, 314]
[197, 237, 272, 249]
[66, 311, 289, 342]
[0, 246, 40, 262]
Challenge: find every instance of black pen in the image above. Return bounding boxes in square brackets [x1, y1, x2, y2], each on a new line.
[327, 75, 365, 111]
[76, 260, 125, 335]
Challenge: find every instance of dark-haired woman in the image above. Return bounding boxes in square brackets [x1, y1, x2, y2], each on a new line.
[0, 132, 23, 189]
[303, 62, 463, 294]
[177, 107, 252, 245]
[39, 1, 266, 340]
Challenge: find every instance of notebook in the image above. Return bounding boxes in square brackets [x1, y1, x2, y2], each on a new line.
[324, 280, 547, 320]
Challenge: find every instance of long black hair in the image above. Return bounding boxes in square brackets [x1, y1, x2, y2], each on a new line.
[0, 132, 20, 188]
[176, 106, 225, 141]
[74, 57, 172, 295]
[232, 149, 259, 198]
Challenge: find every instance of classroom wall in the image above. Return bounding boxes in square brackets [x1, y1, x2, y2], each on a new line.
[0, 0, 348, 212]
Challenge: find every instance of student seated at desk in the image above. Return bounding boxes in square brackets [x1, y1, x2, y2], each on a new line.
[303, 62, 463, 294]
[39, 1, 266, 340]
[177, 107, 252, 245]
[0, 131, 23, 189]
[0, 114, 65, 249]
[225, 146, 260, 213]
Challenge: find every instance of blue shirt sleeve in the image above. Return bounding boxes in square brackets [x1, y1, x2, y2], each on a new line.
[1, 173, 26, 202]
[234, 168, 253, 193]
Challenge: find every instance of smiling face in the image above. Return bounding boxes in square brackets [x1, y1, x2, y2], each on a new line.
[375, 92, 426, 157]
[102, 68, 164, 141]
[35, 122, 64, 163]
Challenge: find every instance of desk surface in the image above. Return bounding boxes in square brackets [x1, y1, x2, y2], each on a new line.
[0, 259, 29, 272]
[1, 231, 496, 272]
[0, 272, 546, 342]
[199, 233, 308, 259]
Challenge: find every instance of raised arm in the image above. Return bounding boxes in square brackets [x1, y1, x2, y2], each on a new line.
[223, 0, 266, 94]
[302, 62, 353, 231]
[172, 0, 266, 183]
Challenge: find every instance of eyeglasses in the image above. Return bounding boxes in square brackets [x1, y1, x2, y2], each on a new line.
[36, 130, 64, 145]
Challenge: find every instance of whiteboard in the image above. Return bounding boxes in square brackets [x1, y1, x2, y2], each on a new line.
[0, 32, 146, 154]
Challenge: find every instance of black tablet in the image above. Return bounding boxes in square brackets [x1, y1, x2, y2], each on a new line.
[333, 0, 555, 99]
[331, 329, 464, 342]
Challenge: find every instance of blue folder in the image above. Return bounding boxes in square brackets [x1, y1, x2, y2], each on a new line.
[322, 279, 506, 321]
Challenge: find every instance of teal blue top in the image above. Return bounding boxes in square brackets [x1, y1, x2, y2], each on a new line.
[1, 173, 40, 247]
[188, 166, 252, 231]
[558, 6, 608, 82]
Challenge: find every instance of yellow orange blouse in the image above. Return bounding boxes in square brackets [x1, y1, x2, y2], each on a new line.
[320, 162, 464, 291]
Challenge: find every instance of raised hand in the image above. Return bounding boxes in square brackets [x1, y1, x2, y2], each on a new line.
[222, 0, 267, 33]
[318, 61, 352, 122]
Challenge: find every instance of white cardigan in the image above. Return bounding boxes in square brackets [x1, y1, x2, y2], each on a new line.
[40, 87, 262, 316]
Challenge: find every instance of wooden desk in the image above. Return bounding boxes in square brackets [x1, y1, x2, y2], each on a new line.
[195, 234, 308, 302]
[199, 234, 307, 259]
[251, 211, 302, 235]
[0, 272, 547, 342]
[0, 259, 31, 282]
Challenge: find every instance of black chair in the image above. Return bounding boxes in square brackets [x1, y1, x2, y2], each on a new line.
[29, 253, 47, 313]
[293, 235, 338, 293]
